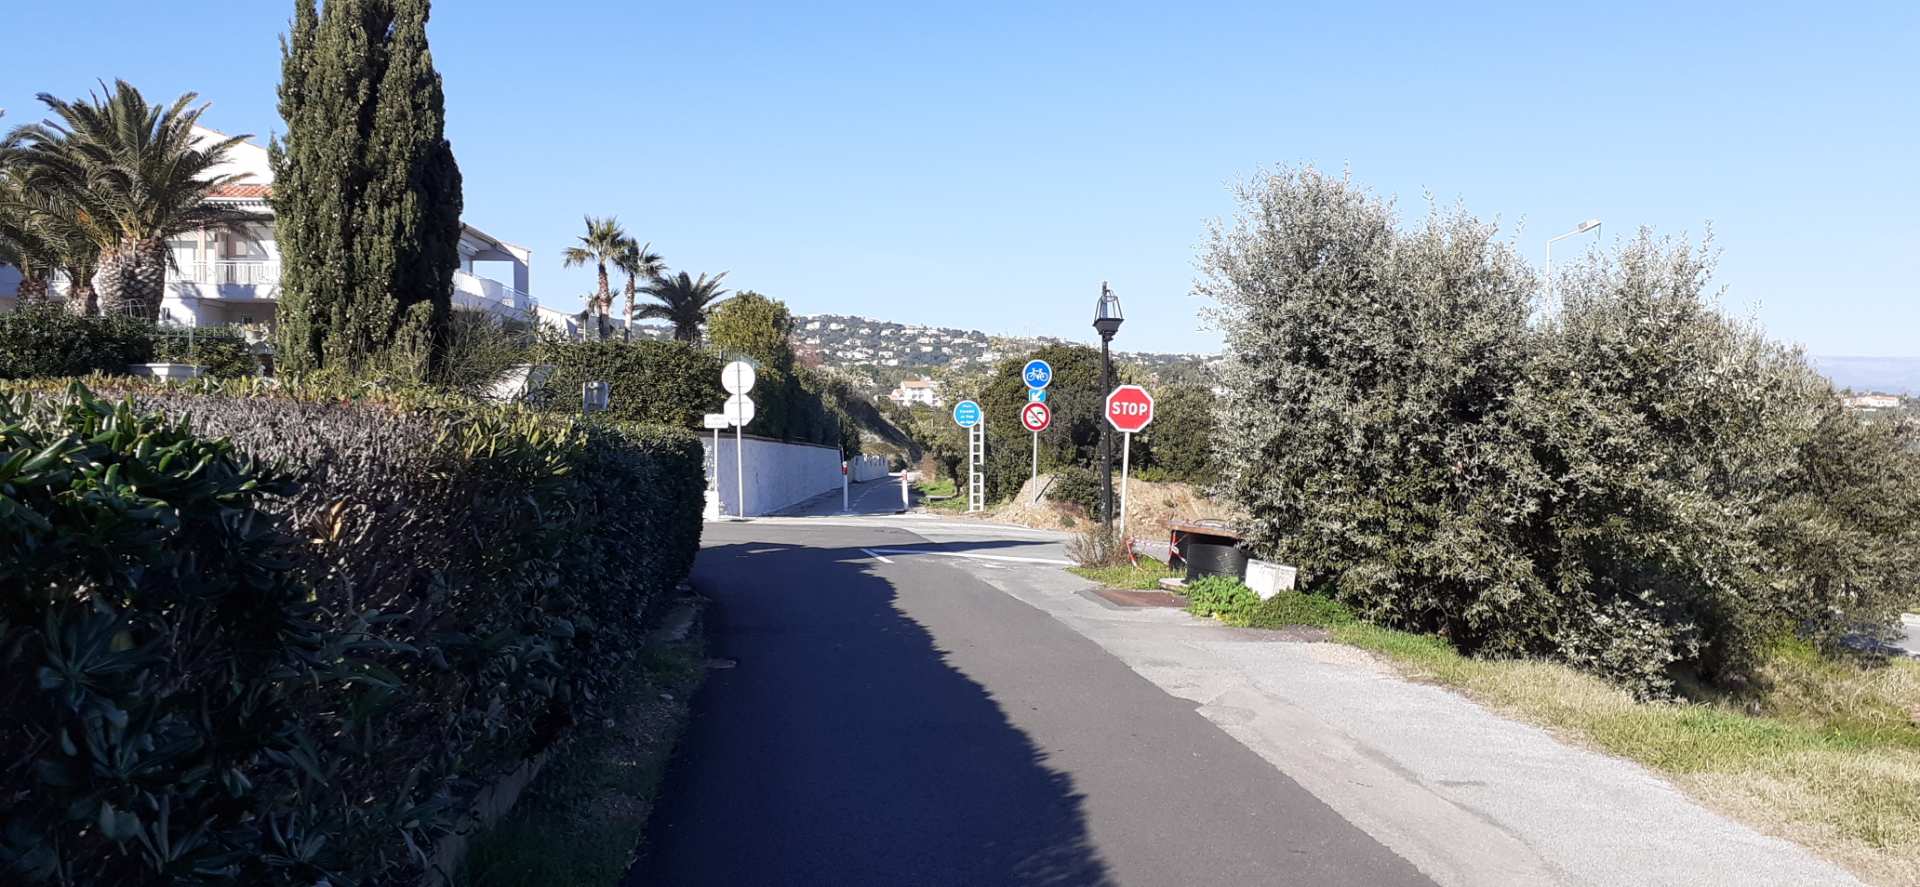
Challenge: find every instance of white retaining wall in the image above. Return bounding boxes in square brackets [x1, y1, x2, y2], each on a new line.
[849, 454, 890, 482]
[702, 433, 844, 518]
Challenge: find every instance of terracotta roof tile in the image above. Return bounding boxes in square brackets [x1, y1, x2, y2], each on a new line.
[207, 183, 271, 199]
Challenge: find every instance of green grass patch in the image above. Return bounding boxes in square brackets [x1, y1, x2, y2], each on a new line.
[916, 476, 970, 513]
[1183, 576, 1920, 882]
[1068, 560, 1182, 590]
[457, 636, 707, 886]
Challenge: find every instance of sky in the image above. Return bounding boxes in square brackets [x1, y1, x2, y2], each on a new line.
[6, 1, 1916, 356]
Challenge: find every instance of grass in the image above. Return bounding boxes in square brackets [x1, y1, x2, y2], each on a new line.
[1184, 581, 1920, 886]
[456, 635, 707, 886]
[916, 476, 970, 514]
[1068, 560, 1182, 590]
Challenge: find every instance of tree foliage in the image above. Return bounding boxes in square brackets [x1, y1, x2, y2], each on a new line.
[1202, 167, 1920, 697]
[273, 0, 463, 377]
[6, 82, 244, 318]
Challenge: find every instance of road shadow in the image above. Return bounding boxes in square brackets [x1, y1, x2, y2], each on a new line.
[626, 538, 1113, 887]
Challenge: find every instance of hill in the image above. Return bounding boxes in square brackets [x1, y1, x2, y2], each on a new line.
[1811, 356, 1920, 396]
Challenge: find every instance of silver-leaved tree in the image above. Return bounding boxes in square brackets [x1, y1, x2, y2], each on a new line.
[1201, 166, 1920, 698]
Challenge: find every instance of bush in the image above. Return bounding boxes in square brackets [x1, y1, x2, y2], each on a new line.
[151, 326, 258, 378]
[536, 337, 724, 427]
[1202, 168, 1920, 698]
[1064, 519, 1127, 567]
[0, 305, 154, 378]
[0, 379, 705, 883]
[1048, 464, 1103, 516]
[1185, 576, 1263, 624]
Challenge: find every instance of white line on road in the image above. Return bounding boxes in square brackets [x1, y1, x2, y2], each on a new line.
[864, 547, 1074, 567]
[859, 548, 895, 564]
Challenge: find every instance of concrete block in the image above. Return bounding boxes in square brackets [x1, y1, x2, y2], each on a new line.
[1244, 559, 1298, 600]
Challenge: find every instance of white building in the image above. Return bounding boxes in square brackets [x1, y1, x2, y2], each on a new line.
[887, 377, 941, 407]
[1842, 393, 1903, 412]
[0, 126, 543, 334]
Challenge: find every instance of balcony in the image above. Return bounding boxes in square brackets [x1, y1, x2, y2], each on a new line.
[167, 261, 531, 320]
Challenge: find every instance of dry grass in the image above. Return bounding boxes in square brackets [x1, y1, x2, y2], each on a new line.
[1333, 623, 1920, 886]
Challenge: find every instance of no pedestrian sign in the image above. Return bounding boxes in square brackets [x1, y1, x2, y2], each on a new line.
[1020, 401, 1052, 432]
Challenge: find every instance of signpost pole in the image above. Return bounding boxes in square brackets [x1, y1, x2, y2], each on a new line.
[735, 425, 745, 519]
[1031, 430, 1038, 481]
[1119, 431, 1132, 537]
[901, 470, 909, 510]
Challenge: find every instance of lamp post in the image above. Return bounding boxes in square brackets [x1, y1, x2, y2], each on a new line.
[1092, 282, 1124, 528]
[1545, 218, 1602, 306]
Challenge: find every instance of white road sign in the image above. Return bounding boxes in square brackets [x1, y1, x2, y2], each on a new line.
[725, 394, 756, 427]
[703, 413, 731, 430]
[723, 360, 757, 395]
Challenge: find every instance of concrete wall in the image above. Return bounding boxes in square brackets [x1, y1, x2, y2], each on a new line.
[849, 454, 890, 482]
[702, 433, 843, 517]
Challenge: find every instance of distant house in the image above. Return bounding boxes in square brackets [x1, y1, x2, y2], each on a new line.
[1842, 393, 1903, 412]
[888, 377, 941, 407]
[0, 125, 544, 333]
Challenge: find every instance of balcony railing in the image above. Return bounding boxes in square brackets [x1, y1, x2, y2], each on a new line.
[171, 262, 532, 318]
[178, 261, 280, 286]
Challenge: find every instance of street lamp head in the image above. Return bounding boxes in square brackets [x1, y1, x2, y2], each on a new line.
[1092, 282, 1124, 339]
[1576, 218, 1602, 233]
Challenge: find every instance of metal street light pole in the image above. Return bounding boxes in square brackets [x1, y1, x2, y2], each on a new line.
[1545, 218, 1603, 307]
[1092, 282, 1124, 528]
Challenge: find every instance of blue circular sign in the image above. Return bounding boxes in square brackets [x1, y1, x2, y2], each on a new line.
[1023, 359, 1054, 389]
[952, 400, 982, 428]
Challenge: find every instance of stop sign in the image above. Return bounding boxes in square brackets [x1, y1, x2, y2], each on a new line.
[1020, 401, 1052, 432]
[1105, 385, 1154, 433]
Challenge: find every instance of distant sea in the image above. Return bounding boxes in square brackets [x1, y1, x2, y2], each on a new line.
[1812, 357, 1920, 396]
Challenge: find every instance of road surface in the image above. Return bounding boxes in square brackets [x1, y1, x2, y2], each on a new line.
[627, 478, 1861, 887]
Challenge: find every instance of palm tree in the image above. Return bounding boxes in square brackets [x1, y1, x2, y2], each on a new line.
[0, 121, 99, 313]
[613, 239, 665, 339]
[0, 179, 100, 313]
[10, 81, 246, 318]
[561, 215, 628, 337]
[640, 271, 730, 343]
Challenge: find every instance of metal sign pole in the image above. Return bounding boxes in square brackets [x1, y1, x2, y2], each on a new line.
[1119, 431, 1132, 537]
[1031, 430, 1038, 481]
[736, 425, 745, 519]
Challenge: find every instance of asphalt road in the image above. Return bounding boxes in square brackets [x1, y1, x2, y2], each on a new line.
[627, 516, 1431, 886]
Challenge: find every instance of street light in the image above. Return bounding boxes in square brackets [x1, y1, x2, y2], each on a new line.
[1093, 282, 1123, 528]
[1545, 218, 1602, 306]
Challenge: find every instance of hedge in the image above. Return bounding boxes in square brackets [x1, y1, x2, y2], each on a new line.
[0, 305, 154, 379]
[0, 305, 258, 380]
[0, 378, 704, 884]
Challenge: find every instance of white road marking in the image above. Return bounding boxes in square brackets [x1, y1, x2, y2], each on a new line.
[864, 547, 1074, 567]
[859, 548, 895, 564]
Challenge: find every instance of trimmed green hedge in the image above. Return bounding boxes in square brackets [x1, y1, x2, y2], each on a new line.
[536, 338, 724, 428]
[0, 305, 258, 380]
[0, 305, 154, 379]
[0, 378, 704, 884]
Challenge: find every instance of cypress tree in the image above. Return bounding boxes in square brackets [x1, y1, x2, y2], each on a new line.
[272, 0, 463, 376]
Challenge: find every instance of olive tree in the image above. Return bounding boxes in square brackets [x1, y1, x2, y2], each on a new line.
[1199, 166, 1547, 650]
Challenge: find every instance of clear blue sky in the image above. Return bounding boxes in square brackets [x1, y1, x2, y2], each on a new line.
[8, 2, 1916, 356]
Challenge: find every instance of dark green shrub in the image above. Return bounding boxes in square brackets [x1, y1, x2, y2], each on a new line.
[0, 305, 153, 378]
[0, 378, 706, 883]
[536, 337, 723, 427]
[1048, 464, 1102, 516]
[0, 385, 328, 883]
[151, 327, 258, 378]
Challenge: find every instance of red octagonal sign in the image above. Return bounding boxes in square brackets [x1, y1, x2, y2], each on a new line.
[1020, 401, 1052, 432]
[1105, 384, 1155, 433]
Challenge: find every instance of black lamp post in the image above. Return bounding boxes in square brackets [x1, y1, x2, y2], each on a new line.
[1092, 282, 1124, 528]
